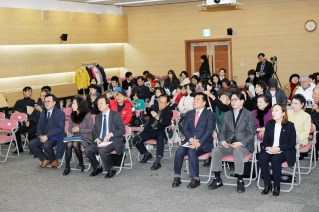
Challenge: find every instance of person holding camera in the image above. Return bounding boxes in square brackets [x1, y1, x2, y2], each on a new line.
[256, 53, 274, 86]
[132, 94, 173, 170]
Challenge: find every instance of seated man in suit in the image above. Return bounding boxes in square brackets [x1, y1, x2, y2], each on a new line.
[85, 95, 126, 178]
[13, 89, 49, 154]
[29, 94, 66, 169]
[12, 86, 35, 114]
[172, 92, 216, 189]
[133, 94, 173, 170]
[208, 92, 256, 193]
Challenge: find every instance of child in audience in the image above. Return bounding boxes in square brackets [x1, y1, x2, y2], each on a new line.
[131, 92, 146, 110]
[149, 87, 164, 107]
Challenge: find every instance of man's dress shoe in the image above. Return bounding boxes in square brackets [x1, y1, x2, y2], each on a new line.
[90, 167, 103, 177]
[140, 153, 153, 163]
[187, 178, 200, 189]
[273, 186, 280, 196]
[105, 169, 116, 178]
[151, 162, 161, 170]
[51, 159, 58, 169]
[13, 148, 24, 154]
[172, 177, 181, 188]
[38, 159, 50, 169]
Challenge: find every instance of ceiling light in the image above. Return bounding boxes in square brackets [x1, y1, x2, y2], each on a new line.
[86, 0, 111, 2]
[114, 0, 165, 6]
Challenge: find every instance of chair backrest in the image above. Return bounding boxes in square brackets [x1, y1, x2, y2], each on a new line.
[0, 112, 5, 120]
[0, 119, 19, 130]
[63, 107, 73, 117]
[171, 110, 180, 121]
[135, 110, 142, 118]
[10, 113, 27, 123]
[310, 123, 315, 134]
[124, 125, 132, 137]
[91, 114, 96, 124]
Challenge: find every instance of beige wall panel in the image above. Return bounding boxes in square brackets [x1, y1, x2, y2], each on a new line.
[124, 0, 319, 85]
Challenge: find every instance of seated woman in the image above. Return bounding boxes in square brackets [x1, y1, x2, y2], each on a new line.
[288, 94, 311, 157]
[252, 94, 272, 141]
[283, 74, 300, 105]
[179, 71, 190, 86]
[252, 80, 268, 109]
[259, 104, 296, 196]
[149, 87, 164, 107]
[217, 78, 238, 96]
[163, 70, 180, 96]
[63, 96, 94, 175]
[191, 75, 204, 93]
[86, 84, 101, 115]
[145, 73, 159, 91]
[90, 77, 102, 94]
[245, 69, 258, 90]
[211, 74, 221, 92]
[178, 84, 195, 116]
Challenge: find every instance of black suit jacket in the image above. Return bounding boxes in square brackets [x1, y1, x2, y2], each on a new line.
[144, 105, 172, 131]
[256, 59, 274, 85]
[262, 121, 296, 166]
[122, 80, 132, 90]
[182, 108, 216, 152]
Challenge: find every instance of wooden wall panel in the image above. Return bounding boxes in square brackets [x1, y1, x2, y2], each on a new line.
[123, 0, 319, 85]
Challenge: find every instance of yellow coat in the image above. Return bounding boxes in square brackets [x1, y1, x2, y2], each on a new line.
[73, 67, 90, 90]
[287, 110, 311, 146]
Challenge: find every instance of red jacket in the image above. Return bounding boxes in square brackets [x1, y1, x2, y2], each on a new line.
[110, 98, 132, 125]
[175, 93, 186, 104]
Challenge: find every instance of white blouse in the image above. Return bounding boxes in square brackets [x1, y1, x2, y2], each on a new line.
[273, 123, 282, 147]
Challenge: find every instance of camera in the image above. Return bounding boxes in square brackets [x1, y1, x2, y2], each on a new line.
[270, 56, 277, 62]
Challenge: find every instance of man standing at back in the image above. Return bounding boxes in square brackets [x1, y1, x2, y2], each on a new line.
[172, 93, 216, 189]
[29, 94, 65, 169]
[256, 53, 274, 86]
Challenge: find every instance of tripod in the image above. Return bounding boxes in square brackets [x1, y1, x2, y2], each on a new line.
[272, 61, 282, 88]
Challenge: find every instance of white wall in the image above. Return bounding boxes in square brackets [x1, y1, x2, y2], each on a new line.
[0, 0, 122, 14]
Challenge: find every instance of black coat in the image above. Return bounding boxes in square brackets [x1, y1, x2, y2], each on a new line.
[144, 105, 173, 131]
[199, 62, 211, 80]
[256, 60, 274, 85]
[262, 121, 296, 166]
[132, 85, 150, 100]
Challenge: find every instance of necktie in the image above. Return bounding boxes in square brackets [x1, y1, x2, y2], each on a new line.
[101, 115, 107, 140]
[194, 111, 199, 127]
[47, 112, 51, 124]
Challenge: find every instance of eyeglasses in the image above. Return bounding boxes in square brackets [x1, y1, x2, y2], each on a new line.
[230, 98, 240, 102]
[44, 101, 53, 103]
[291, 102, 301, 105]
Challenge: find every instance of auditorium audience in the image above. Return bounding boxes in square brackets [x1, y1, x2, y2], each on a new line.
[85, 95, 126, 178]
[13, 89, 48, 154]
[12, 86, 35, 114]
[109, 90, 133, 125]
[283, 74, 300, 105]
[265, 78, 287, 106]
[287, 94, 311, 147]
[252, 94, 272, 141]
[259, 104, 296, 196]
[63, 96, 93, 176]
[163, 70, 180, 96]
[208, 92, 256, 193]
[133, 94, 173, 170]
[131, 76, 150, 100]
[172, 93, 216, 189]
[86, 84, 101, 115]
[29, 94, 65, 169]
[179, 71, 190, 86]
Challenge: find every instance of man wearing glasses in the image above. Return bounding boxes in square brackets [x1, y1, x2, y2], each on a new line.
[29, 94, 65, 169]
[208, 92, 256, 193]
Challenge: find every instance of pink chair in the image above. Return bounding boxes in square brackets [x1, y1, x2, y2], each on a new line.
[165, 110, 181, 146]
[0, 112, 5, 120]
[10, 112, 27, 124]
[101, 125, 133, 175]
[257, 136, 301, 192]
[298, 123, 316, 174]
[0, 120, 19, 162]
[130, 110, 144, 133]
[221, 140, 258, 187]
[63, 108, 73, 119]
[91, 114, 96, 125]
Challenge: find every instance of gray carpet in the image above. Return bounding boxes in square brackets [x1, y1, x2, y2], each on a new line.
[0, 146, 319, 212]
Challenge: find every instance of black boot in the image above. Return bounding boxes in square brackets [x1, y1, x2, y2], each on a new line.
[261, 185, 272, 195]
[63, 167, 71, 176]
[273, 186, 280, 196]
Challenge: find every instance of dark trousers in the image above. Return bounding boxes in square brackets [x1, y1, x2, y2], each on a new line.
[174, 145, 206, 178]
[84, 143, 115, 171]
[15, 122, 37, 149]
[259, 150, 287, 187]
[28, 138, 57, 162]
[132, 128, 166, 157]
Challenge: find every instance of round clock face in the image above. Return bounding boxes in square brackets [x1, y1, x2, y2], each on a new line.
[305, 20, 316, 32]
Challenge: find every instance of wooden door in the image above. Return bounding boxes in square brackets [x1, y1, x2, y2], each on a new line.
[214, 45, 229, 79]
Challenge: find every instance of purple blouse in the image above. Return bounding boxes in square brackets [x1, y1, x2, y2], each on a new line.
[252, 109, 272, 141]
[68, 113, 94, 147]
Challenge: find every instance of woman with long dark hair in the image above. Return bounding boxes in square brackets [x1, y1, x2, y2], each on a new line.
[63, 96, 93, 175]
[211, 73, 221, 92]
[252, 94, 272, 141]
[163, 70, 180, 95]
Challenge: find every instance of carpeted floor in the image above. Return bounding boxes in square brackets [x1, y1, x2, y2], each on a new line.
[0, 145, 319, 212]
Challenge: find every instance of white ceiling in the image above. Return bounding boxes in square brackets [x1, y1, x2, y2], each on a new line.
[59, 0, 200, 7]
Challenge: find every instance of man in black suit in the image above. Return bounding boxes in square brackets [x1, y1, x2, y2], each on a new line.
[172, 93, 216, 189]
[256, 53, 274, 85]
[29, 94, 65, 169]
[133, 94, 173, 170]
[122, 71, 134, 90]
[85, 95, 126, 178]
